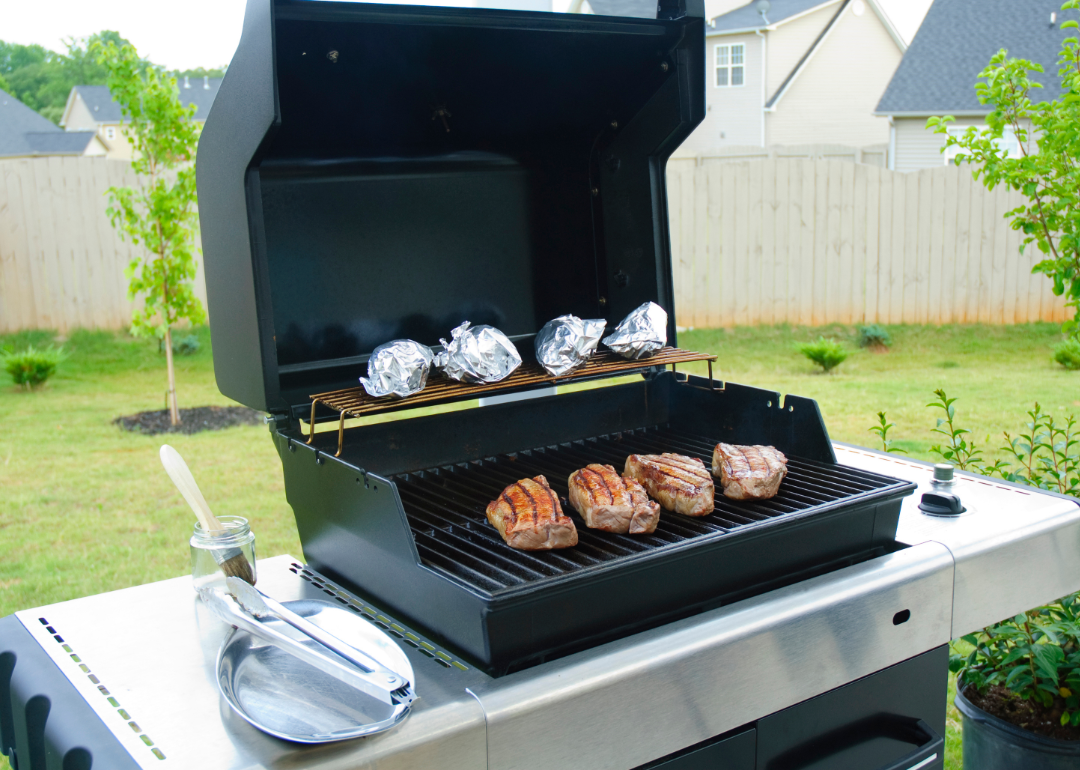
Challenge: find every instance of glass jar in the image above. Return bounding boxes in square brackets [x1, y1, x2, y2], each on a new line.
[190, 515, 257, 592]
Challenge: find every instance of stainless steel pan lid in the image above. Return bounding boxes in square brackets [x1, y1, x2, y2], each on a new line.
[215, 598, 415, 743]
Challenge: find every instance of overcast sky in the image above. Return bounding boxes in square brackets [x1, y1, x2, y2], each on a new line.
[0, 0, 934, 71]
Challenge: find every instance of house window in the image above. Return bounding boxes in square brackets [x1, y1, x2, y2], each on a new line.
[944, 125, 1020, 163]
[715, 44, 745, 87]
[104, 126, 116, 140]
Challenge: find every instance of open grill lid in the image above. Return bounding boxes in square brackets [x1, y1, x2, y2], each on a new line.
[197, 0, 706, 414]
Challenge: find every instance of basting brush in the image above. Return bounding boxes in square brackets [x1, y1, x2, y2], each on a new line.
[159, 444, 256, 585]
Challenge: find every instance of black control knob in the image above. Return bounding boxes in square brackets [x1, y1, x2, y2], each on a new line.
[919, 491, 966, 516]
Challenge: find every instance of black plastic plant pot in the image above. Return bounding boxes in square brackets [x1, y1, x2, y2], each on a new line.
[954, 682, 1080, 769]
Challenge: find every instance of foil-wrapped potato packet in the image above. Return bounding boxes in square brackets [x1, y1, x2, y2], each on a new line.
[359, 339, 435, 398]
[435, 321, 522, 384]
[602, 302, 668, 360]
[535, 315, 606, 377]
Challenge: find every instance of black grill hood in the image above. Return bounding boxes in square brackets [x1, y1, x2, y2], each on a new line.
[196, 0, 706, 413]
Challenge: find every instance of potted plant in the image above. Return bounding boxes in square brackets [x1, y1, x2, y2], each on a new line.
[951, 595, 1080, 767]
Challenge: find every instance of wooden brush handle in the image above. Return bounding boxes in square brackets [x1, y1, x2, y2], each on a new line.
[160, 444, 225, 534]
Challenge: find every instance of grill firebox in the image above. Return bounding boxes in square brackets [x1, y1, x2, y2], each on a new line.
[278, 373, 916, 676]
[397, 425, 910, 595]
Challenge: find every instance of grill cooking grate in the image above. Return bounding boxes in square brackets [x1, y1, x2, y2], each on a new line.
[392, 425, 909, 595]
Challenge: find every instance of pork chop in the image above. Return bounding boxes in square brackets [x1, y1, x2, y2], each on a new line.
[623, 453, 714, 517]
[568, 464, 661, 534]
[486, 475, 579, 550]
[712, 443, 788, 500]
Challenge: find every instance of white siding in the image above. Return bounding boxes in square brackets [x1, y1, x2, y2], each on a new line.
[892, 116, 988, 172]
[767, 4, 901, 147]
[681, 33, 765, 154]
[64, 95, 97, 132]
[765, 3, 836, 97]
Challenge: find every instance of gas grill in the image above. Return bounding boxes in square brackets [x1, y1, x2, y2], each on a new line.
[189, 0, 921, 677]
[2, 2, 1079, 769]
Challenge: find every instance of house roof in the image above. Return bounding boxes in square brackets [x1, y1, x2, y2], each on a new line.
[710, 0, 837, 33]
[581, 0, 657, 18]
[65, 76, 222, 125]
[0, 88, 99, 158]
[875, 0, 1076, 116]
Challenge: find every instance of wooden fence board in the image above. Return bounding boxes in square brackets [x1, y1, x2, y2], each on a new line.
[800, 160, 816, 326]
[863, 164, 880, 324]
[720, 161, 737, 326]
[693, 159, 710, 328]
[706, 161, 724, 329]
[759, 160, 776, 326]
[772, 160, 789, 323]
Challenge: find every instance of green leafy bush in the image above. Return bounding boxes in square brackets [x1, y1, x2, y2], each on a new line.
[1, 345, 66, 389]
[1054, 338, 1080, 371]
[874, 390, 1080, 729]
[953, 595, 1080, 726]
[856, 323, 892, 350]
[797, 337, 848, 372]
[172, 334, 200, 356]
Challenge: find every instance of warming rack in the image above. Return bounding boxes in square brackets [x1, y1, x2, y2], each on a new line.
[307, 346, 718, 456]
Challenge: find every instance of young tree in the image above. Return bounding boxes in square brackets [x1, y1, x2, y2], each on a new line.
[927, 0, 1080, 338]
[96, 41, 205, 425]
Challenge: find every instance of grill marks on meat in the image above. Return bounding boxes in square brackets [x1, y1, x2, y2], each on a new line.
[623, 453, 715, 517]
[486, 475, 579, 550]
[568, 464, 661, 535]
[712, 443, 788, 500]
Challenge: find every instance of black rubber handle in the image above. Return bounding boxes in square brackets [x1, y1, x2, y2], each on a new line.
[876, 720, 943, 770]
[770, 714, 943, 770]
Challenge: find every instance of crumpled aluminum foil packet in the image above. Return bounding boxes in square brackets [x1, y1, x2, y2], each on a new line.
[602, 301, 668, 360]
[359, 339, 435, 398]
[534, 315, 607, 377]
[435, 321, 522, 384]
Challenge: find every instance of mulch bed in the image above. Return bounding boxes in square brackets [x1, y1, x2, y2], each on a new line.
[965, 684, 1080, 742]
[114, 406, 264, 436]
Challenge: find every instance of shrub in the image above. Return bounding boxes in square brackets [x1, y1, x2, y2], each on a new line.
[874, 391, 1080, 732]
[1, 345, 66, 389]
[856, 323, 891, 350]
[797, 337, 848, 372]
[1054, 338, 1080, 371]
[173, 334, 200, 356]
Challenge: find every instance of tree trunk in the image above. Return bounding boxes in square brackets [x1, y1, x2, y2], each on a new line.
[164, 325, 181, 426]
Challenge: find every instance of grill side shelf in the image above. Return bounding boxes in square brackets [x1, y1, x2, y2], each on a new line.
[306, 347, 718, 456]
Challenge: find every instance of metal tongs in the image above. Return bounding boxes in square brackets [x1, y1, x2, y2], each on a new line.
[200, 578, 416, 710]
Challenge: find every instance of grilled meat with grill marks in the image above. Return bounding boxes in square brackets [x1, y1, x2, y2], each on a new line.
[568, 464, 661, 534]
[623, 453, 714, 517]
[712, 443, 788, 500]
[486, 475, 579, 550]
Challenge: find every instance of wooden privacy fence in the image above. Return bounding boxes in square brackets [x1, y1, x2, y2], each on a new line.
[0, 156, 1069, 334]
[666, 158, 1069, 328]
[0, 156, 207, 334]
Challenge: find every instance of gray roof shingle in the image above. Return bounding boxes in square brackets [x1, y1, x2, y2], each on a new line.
[0, 88, 97, 158]
[876, 0, 1076, 115]
[73, 76, 222, 124]
[710, 0, 832, 33]
[584, 0, 657, 17]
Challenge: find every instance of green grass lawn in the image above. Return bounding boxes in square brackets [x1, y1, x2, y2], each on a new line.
[1, 322, 1075, 769]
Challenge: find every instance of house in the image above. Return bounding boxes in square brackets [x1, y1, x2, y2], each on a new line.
[59, 76, 222, 161]
[674, 0, 906, 156]
[0, 89, 106, 160]
[569, 0, 656, 16]
[875, 0, 1074, 173]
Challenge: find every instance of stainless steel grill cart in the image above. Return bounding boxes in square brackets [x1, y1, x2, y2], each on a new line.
[3, 449, 1078, 769]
